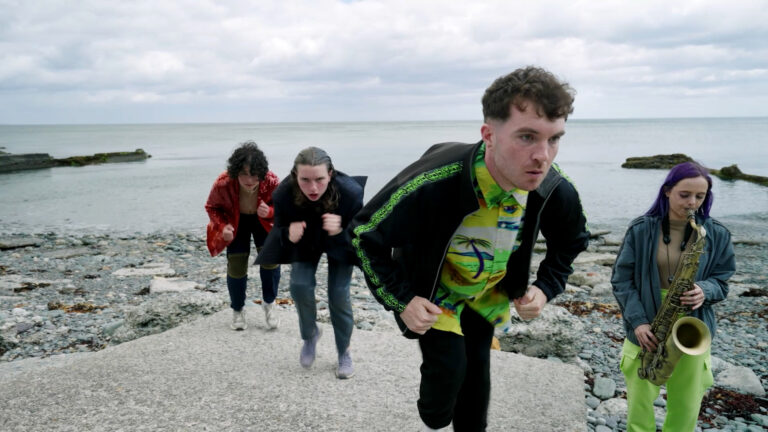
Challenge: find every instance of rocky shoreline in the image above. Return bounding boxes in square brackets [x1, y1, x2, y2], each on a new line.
[1, 229, 766, 431]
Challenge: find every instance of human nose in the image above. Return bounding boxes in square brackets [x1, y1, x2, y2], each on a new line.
[531, 141, 550, 162]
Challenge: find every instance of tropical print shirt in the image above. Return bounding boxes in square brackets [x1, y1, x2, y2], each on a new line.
[432, 143, 528, 335]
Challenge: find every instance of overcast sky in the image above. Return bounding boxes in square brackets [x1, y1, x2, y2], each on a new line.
[2, 0, 767, 124]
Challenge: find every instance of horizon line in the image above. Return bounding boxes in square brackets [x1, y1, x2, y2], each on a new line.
[1, 115, 767, 127]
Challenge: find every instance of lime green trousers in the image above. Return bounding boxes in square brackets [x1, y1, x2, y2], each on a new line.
[620, 339, 713, 432]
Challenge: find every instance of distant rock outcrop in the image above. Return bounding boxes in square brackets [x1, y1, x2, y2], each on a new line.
[0, 149, 150, 173]
[621, 153, 693, 169]
[710, 164, 768, 187]
[622, 154, 767, 187]
[0, 154, 56, 173]
[54, 149, 151, 167]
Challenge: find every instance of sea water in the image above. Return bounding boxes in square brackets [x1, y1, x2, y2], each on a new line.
[1, 118, 766, 239]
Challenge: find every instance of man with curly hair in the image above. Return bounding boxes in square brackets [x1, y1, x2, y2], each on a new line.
[351, 66, 590, 430]
[205, 141, 282, 331]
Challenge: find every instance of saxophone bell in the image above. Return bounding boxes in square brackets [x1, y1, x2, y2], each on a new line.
[672, 316, 711, 356]
[638, 317, 711, 386]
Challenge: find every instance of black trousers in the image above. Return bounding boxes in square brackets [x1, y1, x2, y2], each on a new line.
[226, 214, 280, 309]
[417, 306, 494, 431]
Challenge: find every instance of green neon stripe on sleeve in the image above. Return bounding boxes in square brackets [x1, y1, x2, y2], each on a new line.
[352, 162, 462, 312]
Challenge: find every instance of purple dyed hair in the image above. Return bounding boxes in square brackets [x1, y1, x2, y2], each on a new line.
[645, 161, 713, 219]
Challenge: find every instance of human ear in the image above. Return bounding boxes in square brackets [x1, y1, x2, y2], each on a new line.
[481, 123, 494, 147]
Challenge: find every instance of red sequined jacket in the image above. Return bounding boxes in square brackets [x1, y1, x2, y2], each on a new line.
[205, 170, 280, 256]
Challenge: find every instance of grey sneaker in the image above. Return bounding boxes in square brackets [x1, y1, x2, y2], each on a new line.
[231, 309, 247, 330]
[299, 327, 322, 368]
[336, 350, 354, 379]
[263, 302, 279, 329]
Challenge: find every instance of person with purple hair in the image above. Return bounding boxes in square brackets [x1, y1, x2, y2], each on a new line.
[611, 161, 736, 431]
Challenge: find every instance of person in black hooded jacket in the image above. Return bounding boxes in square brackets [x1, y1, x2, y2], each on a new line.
[257, 146, 365, 380]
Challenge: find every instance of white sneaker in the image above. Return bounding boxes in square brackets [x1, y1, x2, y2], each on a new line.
[231, 309, 247, 330]
[263, 302, 279, 329]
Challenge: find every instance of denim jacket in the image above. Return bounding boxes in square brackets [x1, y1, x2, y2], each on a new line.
[611, 215, 736, 345]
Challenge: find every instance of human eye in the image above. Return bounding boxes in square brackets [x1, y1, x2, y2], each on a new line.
[519, 134, 534, 143]
[548, 135, 562, 145]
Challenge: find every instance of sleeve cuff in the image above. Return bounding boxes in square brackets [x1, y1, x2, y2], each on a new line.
[532, 281, 556, 301]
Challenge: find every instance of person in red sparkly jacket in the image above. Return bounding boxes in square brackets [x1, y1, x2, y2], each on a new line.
[206, 141, 281, 331]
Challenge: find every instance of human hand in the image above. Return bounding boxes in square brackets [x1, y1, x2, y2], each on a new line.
[513, 285, 547, 320]
[634, 324, 658, 352]
[256, 201, 270, 218]
[289, 221, 306, 243]
[680, 283, 706, 310]
[321, 213, 342, 236]
[222, 224, 235, 242]
[399, 296, 442, 334]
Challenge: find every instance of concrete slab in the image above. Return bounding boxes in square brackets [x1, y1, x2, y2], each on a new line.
[0, 306, 586, 431]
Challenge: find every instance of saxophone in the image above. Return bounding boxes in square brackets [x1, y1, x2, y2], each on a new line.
[637, 209, 712, 386]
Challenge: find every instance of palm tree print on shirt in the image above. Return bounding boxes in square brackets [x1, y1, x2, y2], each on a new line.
[451, 235, 493, 279]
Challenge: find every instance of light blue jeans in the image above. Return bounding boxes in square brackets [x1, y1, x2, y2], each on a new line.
[289, 257, 354, 356]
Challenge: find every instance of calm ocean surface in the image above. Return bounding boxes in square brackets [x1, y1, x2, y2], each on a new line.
[1, 118, 766, 240]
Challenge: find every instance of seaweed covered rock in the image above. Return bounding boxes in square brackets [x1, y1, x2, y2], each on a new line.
[0, 154, 55, 173]
[0, 149, 150, 173]
[711, 164, 768, 187]
[621, 153, 693, 169]
[622, 155, 768, 187]
[54, 149, 150, 167]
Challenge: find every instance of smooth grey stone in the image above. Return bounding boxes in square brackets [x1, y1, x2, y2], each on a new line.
[586, 396, 601, 409]
[15, 322, 35, 334]
[593, 377, 617, 400]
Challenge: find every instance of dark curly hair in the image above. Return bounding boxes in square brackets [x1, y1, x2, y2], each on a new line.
[482, 66, 575, 122]
[290, 146, 339, 213]
[226, 141, 269, 180]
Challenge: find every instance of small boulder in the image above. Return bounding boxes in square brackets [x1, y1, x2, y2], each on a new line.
[716, 366, 766, 396]
[496, 305, 584, 358]
[593, 376, 617, 400]
[149, 277, 199, 293]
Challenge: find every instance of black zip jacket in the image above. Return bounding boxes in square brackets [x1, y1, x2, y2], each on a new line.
[350, 141, 589, 336]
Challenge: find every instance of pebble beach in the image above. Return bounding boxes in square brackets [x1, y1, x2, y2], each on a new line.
[1, 228, 766, 431]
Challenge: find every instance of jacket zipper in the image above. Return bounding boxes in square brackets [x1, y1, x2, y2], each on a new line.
[525, 177, 561, 266]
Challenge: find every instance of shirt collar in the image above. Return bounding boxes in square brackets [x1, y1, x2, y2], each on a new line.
[473, 142, 528, 208]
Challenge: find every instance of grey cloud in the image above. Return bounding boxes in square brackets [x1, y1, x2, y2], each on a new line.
[1, 0, 767, 123]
